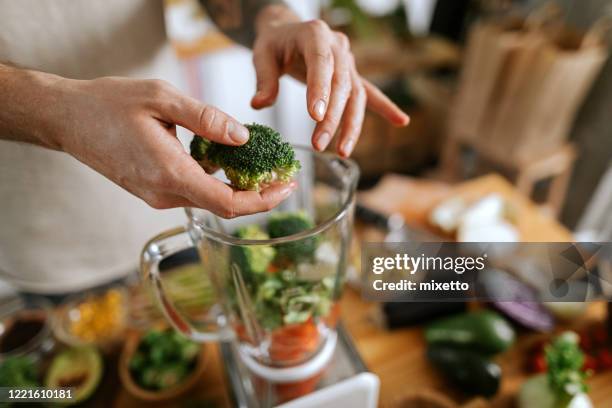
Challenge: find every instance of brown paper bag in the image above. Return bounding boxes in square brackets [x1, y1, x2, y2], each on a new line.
[450, 6, 609, 162]
[449, 17, 526, 142]
[487, 21, 609, 160]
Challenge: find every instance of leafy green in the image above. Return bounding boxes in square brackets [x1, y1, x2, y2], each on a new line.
[190, 123, 301, 191]
[545, 331, 589, 403]
[0, 356, 39, 388]
[130, 329, 200, 391]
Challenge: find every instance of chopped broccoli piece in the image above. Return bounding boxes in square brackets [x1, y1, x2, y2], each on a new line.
[190, 123, 301, 191]
[267, 211, 319, 264]
[230, 225, 276, 286]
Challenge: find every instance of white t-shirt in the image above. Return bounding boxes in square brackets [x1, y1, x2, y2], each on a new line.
[0, 0, 186, 293]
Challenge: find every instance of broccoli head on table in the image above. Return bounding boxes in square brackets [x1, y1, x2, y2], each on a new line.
[190, 123, 301, 191]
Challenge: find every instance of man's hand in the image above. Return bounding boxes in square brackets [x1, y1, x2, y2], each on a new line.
[0, 66, 295, 218]
[251, 5, 410, 158]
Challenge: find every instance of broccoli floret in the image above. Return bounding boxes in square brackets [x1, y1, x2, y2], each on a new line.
[190, 123, 301, 191]
[267, 211, 319, 264]
[230, 225, 276, 286]
[189, 136, 210, 162]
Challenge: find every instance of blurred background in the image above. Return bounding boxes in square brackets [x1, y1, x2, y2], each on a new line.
[167, 0, 611, 235]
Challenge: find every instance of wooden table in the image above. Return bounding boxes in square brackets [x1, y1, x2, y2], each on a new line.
[114, 174, 608, 407]
[340, 289, 611, 408]
[353, 173, 610, 407]
[359, 173, 574, 242]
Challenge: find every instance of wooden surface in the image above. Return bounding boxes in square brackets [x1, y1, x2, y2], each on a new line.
[359, 173, 574, 242]
[340, 289, 611, 408]
[353, 173, 612, 407]
[113, 174, 602, 407]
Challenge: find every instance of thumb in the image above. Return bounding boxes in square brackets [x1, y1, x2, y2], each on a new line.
[251, 46, 280, 109]
[158, 92, 249, 146]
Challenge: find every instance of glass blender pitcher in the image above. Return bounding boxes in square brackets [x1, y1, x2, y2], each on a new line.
[141, 146, 358, 382]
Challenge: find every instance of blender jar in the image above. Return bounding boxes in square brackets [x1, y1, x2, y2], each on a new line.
[141, 146, 359, 382]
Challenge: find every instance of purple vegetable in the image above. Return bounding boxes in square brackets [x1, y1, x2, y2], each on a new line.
[478, 269, 555, 332]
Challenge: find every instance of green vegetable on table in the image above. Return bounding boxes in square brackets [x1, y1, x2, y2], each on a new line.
[130, 329, 200, 391]
[519, 332, 592, 408]
[190, 123, 301, 191]
[425, 310, 516, 354]
[0, 355, 39, 388]
[427, 344, 501, 397]
[425, 310, 515, 398]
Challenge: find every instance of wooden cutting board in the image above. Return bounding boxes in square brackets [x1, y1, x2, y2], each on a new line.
[359, 173, 573, 242]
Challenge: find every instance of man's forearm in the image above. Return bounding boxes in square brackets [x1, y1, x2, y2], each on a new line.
[199, 0, 299, 47]
[0, 63, 65, 149]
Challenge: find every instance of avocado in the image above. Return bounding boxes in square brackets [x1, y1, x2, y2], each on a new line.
[45, 346, 103, 405]
[425, 310, 515, 354]
[427, 344, 501, 397]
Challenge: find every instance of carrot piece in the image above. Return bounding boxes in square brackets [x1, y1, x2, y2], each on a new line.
[269, 319, 320, 364]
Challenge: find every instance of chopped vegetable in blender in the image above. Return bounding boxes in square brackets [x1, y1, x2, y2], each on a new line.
[230, 224, 276, 287]
[268, 211, 320, 265]
[228, 211, 338, 364]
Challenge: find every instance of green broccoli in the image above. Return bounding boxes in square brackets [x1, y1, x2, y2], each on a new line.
[190, 123, 301, 191]
[267, 211, 319, 264]
[230, 225, 276, 286]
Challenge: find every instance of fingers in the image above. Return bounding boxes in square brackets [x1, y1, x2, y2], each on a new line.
[300, 21, 334, 121]
[363, 79, 410, 127]
[312, 36, 352, 152]
[150, 81, 249, 146]
[336, 71, 366, 158]
[186, 172, 297, 218]
[137, 144, 295, 215]
[251, 45, 281, 109]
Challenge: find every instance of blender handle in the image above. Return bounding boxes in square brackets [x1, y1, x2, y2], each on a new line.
[140, 226, 232, 342]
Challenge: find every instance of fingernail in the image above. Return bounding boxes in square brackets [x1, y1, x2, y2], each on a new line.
[316, 132, 332, 151]
[313, 99, 326, 120]
[280, 185, 294, 197]
[342, 139, 355, 156]
[228, 122, 249, 144]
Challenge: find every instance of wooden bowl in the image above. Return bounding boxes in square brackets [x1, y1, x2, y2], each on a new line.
[118, 329, 207, 402]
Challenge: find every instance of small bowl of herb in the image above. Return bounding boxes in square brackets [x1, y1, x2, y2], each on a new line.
[119, 327, 206, 401]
